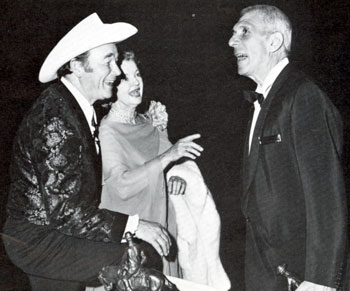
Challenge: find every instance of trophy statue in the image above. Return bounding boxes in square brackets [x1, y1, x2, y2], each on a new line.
[276, 264, 302, 291]
[98, 232, 179, 291]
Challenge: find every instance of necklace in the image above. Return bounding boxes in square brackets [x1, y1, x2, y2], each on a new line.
[108, 102, 138, 125]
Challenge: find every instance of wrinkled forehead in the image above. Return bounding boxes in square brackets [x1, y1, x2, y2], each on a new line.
[233, 12, 264, 31]
[87, 43, 119, 59]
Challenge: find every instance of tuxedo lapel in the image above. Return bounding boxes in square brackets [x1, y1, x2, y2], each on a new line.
[243, 65, 292, 198]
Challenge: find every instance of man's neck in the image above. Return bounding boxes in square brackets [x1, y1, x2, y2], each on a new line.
[63, 74, 95, 105]
[255, 58, 289, 96]
[61, 76, 95, 122]
[251, 53, 287, 87]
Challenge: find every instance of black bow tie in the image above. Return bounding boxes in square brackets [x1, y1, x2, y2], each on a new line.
[244, 91, 264, 105]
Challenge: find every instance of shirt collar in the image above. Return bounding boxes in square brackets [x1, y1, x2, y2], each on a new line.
[61, 77, 96, 127]
[256, 58, 289, 97]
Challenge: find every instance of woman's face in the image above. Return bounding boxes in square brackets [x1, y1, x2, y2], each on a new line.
[116, 59, 144, 107]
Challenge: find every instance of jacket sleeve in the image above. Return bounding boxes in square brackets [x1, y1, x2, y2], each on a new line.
[15, 92, 128, 242]
[291, 81, 347, 287]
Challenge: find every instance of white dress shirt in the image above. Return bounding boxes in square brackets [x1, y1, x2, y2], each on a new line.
[248, 57, 289, 153]
[61, 77, 97, 136]
[246, 61, 335, 291]
[61, 77, 139, 241]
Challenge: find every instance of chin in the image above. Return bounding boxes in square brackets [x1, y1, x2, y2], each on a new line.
[130, 96, 142, 103]
[237, 68, 246, 76]
[103, 91, 113, 99]
[237, 66, 249, 77]
[134, 100, 142, 106]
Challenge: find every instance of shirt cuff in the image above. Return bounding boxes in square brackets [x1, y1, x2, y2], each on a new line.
[298, 281, 336, 291]
[121, 214, 139, 242]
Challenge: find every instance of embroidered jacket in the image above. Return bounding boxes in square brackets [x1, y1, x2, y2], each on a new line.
[6, 82, 127, 242]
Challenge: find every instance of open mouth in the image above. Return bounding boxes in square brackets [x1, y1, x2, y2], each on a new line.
[129, 88, 141, 97]
[235, 53, 248, 62]
[105, 80, 115, 87]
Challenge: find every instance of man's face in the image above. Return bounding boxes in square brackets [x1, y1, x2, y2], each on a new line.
[79, 43, 121, 103]
[228, 12, 271, 83]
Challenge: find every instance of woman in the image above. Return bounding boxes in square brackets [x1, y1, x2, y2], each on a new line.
[99, 51, 230, 290]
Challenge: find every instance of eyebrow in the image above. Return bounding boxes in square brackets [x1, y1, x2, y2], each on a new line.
[104, 53, 116, 59]
[233, 21, 252, 31]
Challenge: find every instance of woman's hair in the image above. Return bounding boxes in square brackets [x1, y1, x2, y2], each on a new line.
[121, 50, 136, 62]
[242, 5, 292, 56]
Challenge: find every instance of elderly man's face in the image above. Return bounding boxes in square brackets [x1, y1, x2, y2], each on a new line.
[79, 43, 121, 103]
[228, 12, 272, 84]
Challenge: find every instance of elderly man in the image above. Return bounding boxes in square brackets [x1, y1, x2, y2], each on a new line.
[2, 13, 171, 291]
[228, 5, 347, 291]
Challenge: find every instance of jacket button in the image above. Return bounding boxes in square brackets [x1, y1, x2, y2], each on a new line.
[246, 216, 251, 223]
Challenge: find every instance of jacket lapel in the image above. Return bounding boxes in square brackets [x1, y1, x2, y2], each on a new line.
[55, 82, 102, 183]
[243, 65, 292, 197]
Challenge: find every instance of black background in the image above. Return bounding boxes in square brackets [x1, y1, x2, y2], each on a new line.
[1, 0, 349, 290]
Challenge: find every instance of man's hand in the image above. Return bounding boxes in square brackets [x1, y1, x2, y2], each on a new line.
[296, 281, 335, 291]
[167, 176, 186, 195]
[134, 219, 171, 257]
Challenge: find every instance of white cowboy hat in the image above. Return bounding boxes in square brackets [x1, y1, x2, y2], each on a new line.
[39, 13, 137, 83]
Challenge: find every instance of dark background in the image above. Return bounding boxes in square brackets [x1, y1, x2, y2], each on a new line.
[1, 0, 349, 290]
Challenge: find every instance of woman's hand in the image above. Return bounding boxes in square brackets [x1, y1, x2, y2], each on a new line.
[167, 176, 186, 195]
[160, 134, 203, 168]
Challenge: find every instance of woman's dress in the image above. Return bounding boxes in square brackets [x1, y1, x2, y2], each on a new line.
[99, 104, 231, 290]
[99, 112, 179, 276]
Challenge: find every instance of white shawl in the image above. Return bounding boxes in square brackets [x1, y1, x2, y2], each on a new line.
[167, 161, 231, 291]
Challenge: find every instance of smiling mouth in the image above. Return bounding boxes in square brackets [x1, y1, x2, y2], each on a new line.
[105, 80, 115, 87]
[130, 88, 141, 97]
[235, 53, 248, 62]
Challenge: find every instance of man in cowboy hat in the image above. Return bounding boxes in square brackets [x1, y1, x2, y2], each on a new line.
[2, 13, 171, 291]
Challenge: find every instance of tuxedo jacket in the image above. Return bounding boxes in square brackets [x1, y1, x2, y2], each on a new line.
[242, 64, 347, 290]
[6, 81, 128, 242]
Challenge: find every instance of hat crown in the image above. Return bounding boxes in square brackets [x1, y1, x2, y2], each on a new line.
[59, 13, 103, 42]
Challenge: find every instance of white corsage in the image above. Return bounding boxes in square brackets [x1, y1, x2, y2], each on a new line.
[147, 100, 168, 131]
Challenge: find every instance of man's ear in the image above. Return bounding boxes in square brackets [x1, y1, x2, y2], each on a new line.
[268, 32, 284, 53]
[69, 59, 85, 77]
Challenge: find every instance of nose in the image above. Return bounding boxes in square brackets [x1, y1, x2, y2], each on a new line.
[228, 34, 239, 47]
[133, 77, 140, 85]
[110, 61, 121, 76]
